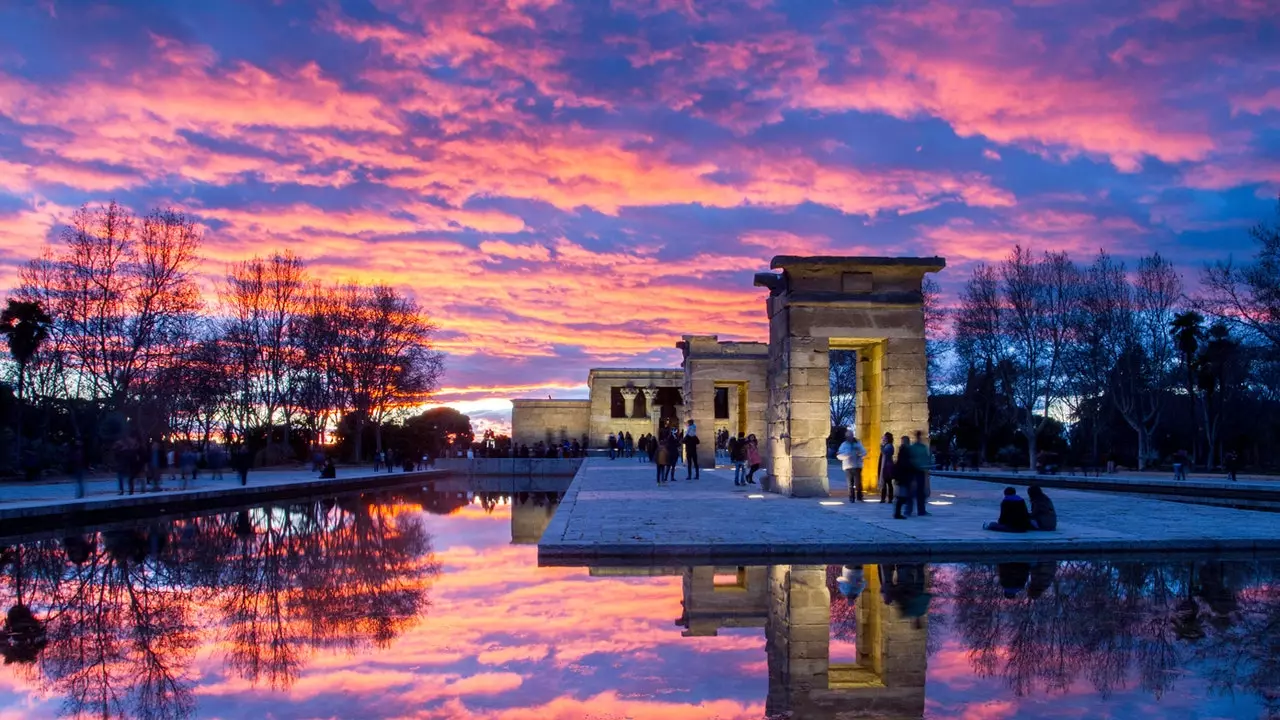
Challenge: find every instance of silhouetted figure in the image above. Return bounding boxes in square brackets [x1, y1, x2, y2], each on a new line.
[998, 562, 1031, 598]
[232, 447, 252, 486]
[684, 420, 700, 479]
[1224, 450, 1240, 482]
[730, 432, 747, 485]
[320, 458, 336, 479]
[984, 487, 1032, 532]
[879, 432, 895, 504]
[665, 431, 681, 482]
[1027, 560, 1058, 599]
[893, 435, 914, 519]
[70, 439, 85, 500]
[1027, 485, 1057, 530]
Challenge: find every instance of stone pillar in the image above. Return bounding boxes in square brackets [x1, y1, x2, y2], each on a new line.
[620, 386, 639, 419]
[882, 337, 929, 449]
[756, 256, 944, 499]
[646, 389, 661, 435]
[765, 565, 830, 718]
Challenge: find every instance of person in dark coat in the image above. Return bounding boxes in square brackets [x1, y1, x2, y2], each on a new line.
[984, 487, 1032, 532]
[1027, 485, 1057, 530]
[683, 420, 700, 479]
[664, 431, 681, 482]
[879, 432, 895, 504]
[319, 458, 337, 479]
[892, 435, 914, 519]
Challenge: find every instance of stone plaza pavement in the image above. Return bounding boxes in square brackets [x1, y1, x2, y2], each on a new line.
[537, 458, 1280, 565]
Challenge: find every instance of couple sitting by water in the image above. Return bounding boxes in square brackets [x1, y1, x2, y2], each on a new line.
[983, 485, 1056, 532]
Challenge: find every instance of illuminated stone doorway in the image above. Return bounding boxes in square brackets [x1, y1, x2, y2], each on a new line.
[764, 564, 928, 718]
[755, 257, 944, 497]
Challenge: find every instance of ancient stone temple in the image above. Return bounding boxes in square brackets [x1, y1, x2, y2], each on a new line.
[511, 255, 944, 496]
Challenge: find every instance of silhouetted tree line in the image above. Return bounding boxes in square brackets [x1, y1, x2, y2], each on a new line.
[937, 198, 1280, 471]
[0, 201, 443, 477]
[0, 492, 439, 718]
[937, 559, 1280, 715]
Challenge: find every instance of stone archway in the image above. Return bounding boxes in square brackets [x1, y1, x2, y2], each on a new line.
[755, 256, 944, 497]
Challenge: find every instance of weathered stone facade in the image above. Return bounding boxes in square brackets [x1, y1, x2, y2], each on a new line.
[587, 368, 684, 448]
[510, 399, 590, 447]
[756, 257, 943, 497]
[677, 335, 769, 469]
[512, 255, 943, 498]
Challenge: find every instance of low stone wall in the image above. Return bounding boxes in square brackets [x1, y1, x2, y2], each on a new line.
[432, 457, 583, 477]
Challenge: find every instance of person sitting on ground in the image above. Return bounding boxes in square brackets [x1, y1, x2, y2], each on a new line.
[1027, 485, 1057, 530]
[983, 487, 1032, 532]
[319, 458, 337, 479]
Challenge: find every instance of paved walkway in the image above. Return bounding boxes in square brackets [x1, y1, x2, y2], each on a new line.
[933, 468, 1280, 507]
[0, 465, 442, 534]
[0, 465, 419, 510]
[538, 458, 1280, 566]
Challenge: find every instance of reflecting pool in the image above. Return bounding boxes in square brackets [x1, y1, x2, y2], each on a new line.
[2, 480, 1277, 719]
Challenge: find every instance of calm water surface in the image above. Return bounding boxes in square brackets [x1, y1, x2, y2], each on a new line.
[1, 479, 1277, 719]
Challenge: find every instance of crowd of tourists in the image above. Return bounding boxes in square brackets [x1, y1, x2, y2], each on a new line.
[104, 439, 254, 498]
[510, 439, 586, 458]
[835, 429, 935, 518]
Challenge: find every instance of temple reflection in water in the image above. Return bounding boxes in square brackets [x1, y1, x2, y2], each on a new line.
[3, 488, 1279, 719]
[594, 564, 931, 718]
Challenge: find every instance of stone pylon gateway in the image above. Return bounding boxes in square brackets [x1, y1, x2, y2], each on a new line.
[755, 256, 945, 498]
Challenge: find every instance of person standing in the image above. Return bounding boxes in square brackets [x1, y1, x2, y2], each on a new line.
[208, 444, 225, 482]
[744, 434, 762, 485]
[910, 431, 932, 516]
[730, 432, 747, 486]
[1225, 450, 1240, 482]
[1173, 448, 1189, 481]
[233, 446, 251, 486]
[664, 430, 681, 482]
[683, 419, 700, 479]
[893, 435, 914, 519]
[879, 432, 895, 504]
[655, 435, 670, 484]
[608, 432, 617, 460]
[837, 429, 866, 503]
[71, 438, 86, 499]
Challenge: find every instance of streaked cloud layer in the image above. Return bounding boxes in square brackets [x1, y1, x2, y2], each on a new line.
[1, 0, 1276, 424]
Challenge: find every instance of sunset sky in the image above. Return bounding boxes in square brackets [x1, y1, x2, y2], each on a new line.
[0, 0, 1277, 431]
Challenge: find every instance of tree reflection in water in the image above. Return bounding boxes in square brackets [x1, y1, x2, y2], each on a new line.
[0, 493, 439, 719]
[944, 559, 1280, 714]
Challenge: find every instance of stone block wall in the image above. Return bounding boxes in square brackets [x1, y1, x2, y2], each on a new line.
[762, 256, 943, 498]
[586, 368, 683, 448]
[679, 335, 769, 469]
[510, 400, 590, 447]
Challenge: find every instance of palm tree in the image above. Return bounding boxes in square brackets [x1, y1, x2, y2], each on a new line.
[1169, 311, 1205, 464]
[0, 299, 53, 403]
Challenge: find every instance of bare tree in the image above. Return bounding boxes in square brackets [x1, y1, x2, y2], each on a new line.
[1001, 247, 1078, 467]
[954, 263, 1008, 462]
[1112, 254, 1180, 469]
[344, 285, 443, 462]
[219, 252, 307, 448]
[1198, 196, 1280, 350]
[829, 351, 856, 429]
[17, 203, 202, 410]
[1064, 251, 1128, 463]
